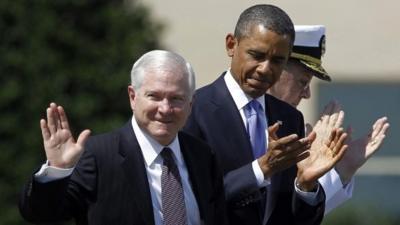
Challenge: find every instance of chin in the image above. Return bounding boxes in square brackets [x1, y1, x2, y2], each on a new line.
[153, 132, 175, 145]
[291, 102, 299, 108]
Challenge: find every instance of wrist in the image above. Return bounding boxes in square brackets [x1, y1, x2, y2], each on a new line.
[335, 163, 355, 185]
[257, 157, 273, 178]
[295, 171, 318, 192]
[296, 179, 318, 192]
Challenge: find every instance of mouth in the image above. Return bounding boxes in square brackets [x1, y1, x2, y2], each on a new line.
[156, 119, 174, 125]
[247, 77, 272, 89]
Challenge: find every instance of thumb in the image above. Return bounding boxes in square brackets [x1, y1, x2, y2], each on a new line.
[268, 122, 280, 140]
[305, 123, 313, 136]
[77, 129, 91, 147]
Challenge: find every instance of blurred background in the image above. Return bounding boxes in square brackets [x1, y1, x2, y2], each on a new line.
[1, 0, 398, 224]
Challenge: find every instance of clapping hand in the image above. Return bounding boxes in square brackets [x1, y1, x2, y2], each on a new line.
[258, 122, 312, 178]
[297, 101, 348, 191]
[335, 117, 390, 183]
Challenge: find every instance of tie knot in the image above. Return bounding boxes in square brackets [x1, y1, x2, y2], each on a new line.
[161, 147, 174, 165]
[245, 100, 262, 117]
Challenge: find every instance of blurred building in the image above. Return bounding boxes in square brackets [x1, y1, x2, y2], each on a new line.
[135, 0, 400, 220]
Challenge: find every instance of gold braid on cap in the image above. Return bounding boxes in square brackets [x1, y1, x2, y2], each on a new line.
[290, 52, 321, 66]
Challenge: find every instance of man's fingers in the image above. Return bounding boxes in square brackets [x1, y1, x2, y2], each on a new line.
[333, 132, 348, 156]
[379, 123, 390, 137]
[334, 128, 344, 144]
[306, 131, 316, 143]
[77, 129, 91, 147]
[272, 136, 311, 161]
[266, 148, 310, 173]
[52, 103, 62, 130]
[47, 102, 62, 134]
[278, 150, 310, 169]
[373, 116, 387, 130]
[332, 145, 348, 164]
[295, 150, 311, 163]
[366, 122, 389, 157]
[275, 134, 299, 147]
[371, 117, 389, 139]
[328, 113, 339, 127]
[268, 122, 280, 140]
[58, 105, 70, 130]
[47, 107, 56, 134]
[40, 119, 50, 141]
[334, 110, 345, 128]
[282, 144, 310, 160]
[326, 128, 338, 148]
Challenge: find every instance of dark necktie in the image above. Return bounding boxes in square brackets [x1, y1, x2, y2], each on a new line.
[244, 100, 267, 159]
[161, 147, 187, 225]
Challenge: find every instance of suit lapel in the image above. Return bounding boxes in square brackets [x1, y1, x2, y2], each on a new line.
[265, 94, 278, 127]
[118, 122, 155, 225]
[263, 94, 285, 224]
[178, 133, 208, 224]
[211, 75, 255, 162]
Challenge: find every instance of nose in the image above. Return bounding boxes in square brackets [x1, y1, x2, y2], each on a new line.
[256, 60, 272, 75]
[159, 99, 173, 114]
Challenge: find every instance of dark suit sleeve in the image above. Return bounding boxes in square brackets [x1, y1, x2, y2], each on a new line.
[292, 188, 325, 225]
[19, 143, 97, 224]
[211, 150, 229, 225]
[223, 163, 261, 202]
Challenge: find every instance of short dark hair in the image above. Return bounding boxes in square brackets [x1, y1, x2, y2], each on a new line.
[234, 4, 295, 46]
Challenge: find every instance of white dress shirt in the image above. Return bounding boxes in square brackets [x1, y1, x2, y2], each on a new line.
[319, 168, 354, 214]
[224, 70, 320, 205]
[131, 115, 201, 225]
[35, 115, 201, 225]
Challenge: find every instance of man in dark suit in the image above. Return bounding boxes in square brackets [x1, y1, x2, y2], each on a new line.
[183, 4, 347, 225]
[19, 50, 226, 225]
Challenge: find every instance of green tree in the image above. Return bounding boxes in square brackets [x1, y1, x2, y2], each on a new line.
[0, 0, 163, 224]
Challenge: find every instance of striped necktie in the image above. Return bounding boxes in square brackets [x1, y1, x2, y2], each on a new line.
[161, 147, 187, 225]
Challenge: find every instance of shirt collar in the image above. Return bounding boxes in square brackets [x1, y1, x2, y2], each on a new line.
[131, 115, 184, 167]
[224, 69, 266, 112]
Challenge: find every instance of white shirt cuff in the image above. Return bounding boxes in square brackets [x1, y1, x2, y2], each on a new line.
[34, 161, 74, 183]
[252, 160, 271, 187]
[319, 168, 354, 203]
[294, 178, 321, 206]
[319, 168, 354, 214]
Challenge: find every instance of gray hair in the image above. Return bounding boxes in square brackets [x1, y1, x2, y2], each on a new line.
[234, 4, 295, 47]
[130, 50, 196, 98]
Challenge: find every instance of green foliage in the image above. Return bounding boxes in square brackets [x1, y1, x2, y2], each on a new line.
[0, 0, 163, 224]
[323, 204, 400, 225]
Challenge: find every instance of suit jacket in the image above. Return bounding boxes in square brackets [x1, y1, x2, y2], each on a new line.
[19, 121, 226, 225]
[183, 73, 325, 225]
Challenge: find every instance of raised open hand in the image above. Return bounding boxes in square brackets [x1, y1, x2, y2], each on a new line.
[258, 122, 312, 178]
[40, 103, 91, 168]
[311, 100, 344, 137]
[335, 117, 390, 183]
[296, 128, 348, 191]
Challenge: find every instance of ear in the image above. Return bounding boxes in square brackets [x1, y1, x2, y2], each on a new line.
[128, 85, 136, 111]
[225, 33, 237, 57]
